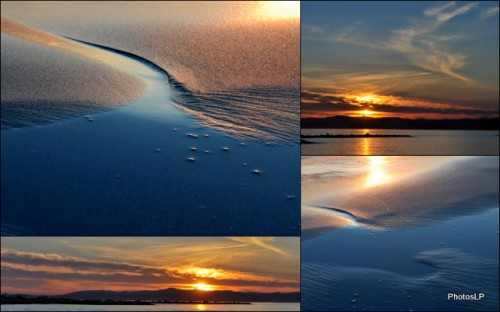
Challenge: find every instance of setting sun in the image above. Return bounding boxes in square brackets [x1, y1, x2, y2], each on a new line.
[359, 110, 376, 116]
[193, 283, 215, 291]
[259, 1, 300, 19]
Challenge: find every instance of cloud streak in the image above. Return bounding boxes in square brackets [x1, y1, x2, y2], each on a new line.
[424, 1, 478, 22]
[480, 6, 499, 19]
[227, 237, 290, 256]
[303, 0, 500, 105]
[389, 2, 479, 83]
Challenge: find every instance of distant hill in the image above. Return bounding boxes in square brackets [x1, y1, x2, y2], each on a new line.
[58, 288, 299, 302]
[301, 115, 500, 130]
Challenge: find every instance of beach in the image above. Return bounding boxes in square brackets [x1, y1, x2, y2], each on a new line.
[1, 2, 300, 235]
[301, 156, 499, 311]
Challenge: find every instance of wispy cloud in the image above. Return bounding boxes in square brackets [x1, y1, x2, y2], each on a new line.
[424, 1, 478, 22]
[388, 1, 479, 84]
[480, 6, 499, 19]
[227, 237, 290, 256]
[303, 24, 325, 33]
[423, 1, 457, 18]
[389, 30, 472, 83]
[304, 2, 479, 84]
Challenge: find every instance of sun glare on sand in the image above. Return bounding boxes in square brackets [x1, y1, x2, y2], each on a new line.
[193, 283, 215, 291]
[259, 1, 300, 19]
[365, 156, 390, 187]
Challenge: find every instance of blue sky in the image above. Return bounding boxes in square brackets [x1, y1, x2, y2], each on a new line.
[302, 1, 499, 119]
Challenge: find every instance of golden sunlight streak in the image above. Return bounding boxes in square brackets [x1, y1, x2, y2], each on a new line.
[259, 1, 300, 19]
[193, 283, 215, 291]
[174, 267, 229, 280]
[354, 95, 381, 104]
[365, 156, 390, 187]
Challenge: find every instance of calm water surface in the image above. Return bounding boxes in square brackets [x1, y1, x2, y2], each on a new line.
[1, 302, 300, 311]
[301, 129, 499, 155]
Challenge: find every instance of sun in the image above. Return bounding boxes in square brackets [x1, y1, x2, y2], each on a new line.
[259, 1, 300, 19]
[193, 283, 214, 291]
[359, 109, 376, 116]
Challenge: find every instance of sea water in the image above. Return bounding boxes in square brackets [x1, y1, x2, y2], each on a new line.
[301, 129, 499, 155]
[0, 302, 300, 312]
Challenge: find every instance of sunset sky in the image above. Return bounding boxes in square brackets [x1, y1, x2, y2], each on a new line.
[1, 237, 299, 295]
[302, 1, 499, 119]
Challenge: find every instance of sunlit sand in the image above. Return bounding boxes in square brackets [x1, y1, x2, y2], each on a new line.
[302, 156, 498, 234]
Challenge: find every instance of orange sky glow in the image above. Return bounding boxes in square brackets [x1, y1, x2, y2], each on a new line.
[301, 90, 499, 119]
[1, 237, 299, 296]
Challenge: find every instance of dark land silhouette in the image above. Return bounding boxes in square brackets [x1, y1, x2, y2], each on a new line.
[1, 288, 300, 305]
[1, 294, 152, 305]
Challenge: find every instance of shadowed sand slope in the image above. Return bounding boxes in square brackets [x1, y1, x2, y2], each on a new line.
[1, 18, 145, 129]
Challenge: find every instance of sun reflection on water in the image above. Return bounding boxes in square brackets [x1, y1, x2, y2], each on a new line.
[361, 136, 370, 155]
